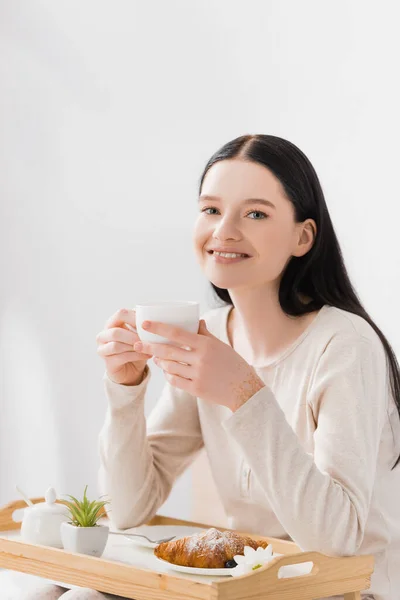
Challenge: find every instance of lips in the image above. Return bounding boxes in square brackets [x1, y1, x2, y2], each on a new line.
[206, 251, 251, 265]
[207, 250, 251, 257]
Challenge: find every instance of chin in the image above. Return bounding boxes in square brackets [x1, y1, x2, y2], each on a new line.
[206, 273, 242, 290]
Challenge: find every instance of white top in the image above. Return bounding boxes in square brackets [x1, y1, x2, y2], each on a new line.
[98, 304, 400, 600]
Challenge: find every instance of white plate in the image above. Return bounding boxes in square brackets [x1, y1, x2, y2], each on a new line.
[154, 556, 233, 576]
[155, 553, 314, 579]
[122, 525, 207, 549]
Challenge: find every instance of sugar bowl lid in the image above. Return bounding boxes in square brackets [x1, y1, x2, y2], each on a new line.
[29, 487, 67, 515]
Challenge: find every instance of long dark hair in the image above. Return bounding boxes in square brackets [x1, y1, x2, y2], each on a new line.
[199, 134, 400, 469]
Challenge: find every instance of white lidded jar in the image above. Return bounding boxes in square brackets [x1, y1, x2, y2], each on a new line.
[20, 487, 69, 548]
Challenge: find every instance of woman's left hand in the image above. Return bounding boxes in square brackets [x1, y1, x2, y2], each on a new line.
[134, 319, 265, 412]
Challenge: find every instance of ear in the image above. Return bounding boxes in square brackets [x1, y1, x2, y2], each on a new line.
[292, 219, 317, 258]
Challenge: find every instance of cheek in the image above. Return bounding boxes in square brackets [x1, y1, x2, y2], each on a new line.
[258, 227, 293, 269]
[193, 218, 208, 252]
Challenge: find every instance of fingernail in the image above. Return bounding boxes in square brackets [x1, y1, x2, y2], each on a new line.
[142, 321, 150, 329]
[134, 342, 143, 352]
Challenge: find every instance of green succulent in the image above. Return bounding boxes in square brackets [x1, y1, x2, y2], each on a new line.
[62, 485, 110, 528]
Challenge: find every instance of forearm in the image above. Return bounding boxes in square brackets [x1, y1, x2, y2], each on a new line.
[98, 371, 170, 529]
[98, 371, 204, 529]
[224, 333, 386, 558]
[225, 387, 367, 556]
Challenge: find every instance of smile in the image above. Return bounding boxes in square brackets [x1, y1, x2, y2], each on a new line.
[207, 250, 251, 264]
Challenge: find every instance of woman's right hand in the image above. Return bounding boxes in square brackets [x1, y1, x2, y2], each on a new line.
[96, 308, 153, 385]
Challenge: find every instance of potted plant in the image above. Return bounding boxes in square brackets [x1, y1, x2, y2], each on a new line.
[60, 485, 110, 557]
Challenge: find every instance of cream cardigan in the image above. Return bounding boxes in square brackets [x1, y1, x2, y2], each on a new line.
[98, 304, 400, 600]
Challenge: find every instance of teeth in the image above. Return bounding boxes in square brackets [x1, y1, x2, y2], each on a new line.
[214, 252, 247, 258]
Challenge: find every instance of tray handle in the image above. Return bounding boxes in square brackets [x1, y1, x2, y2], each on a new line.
[216, 551, 373, 600]
[0, 497, 46, 531]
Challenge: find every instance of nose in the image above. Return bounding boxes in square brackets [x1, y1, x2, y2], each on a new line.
[212, 215, 242, 242]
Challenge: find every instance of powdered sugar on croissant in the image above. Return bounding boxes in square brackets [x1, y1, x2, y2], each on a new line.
[154, 527, 269, 568]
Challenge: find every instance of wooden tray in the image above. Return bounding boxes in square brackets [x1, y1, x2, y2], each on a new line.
[0, 497, 374, 600]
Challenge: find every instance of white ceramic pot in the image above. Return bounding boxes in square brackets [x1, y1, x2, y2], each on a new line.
[60, 522, 109, 557]
[20, 487, 69, 549]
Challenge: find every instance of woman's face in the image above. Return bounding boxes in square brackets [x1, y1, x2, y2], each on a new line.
[193, 159, 313, 293]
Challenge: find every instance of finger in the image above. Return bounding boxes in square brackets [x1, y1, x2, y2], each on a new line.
[96, 327, 137, 346]
[198, 319, 214, 337]
[97, 342, 152, 360]
[164, 371, 193, 393]
[134, 341, 192, 364]
[142, 321, 198, 348]
[105, 308, 137, 330]
[153, 357, 192, 380]
[105, 351, 150, 370]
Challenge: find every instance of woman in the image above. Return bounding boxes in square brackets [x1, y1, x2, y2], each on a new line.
[26, 135, 400, 599]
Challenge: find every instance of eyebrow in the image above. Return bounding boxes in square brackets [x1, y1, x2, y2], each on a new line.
[198, 194, 276, 210]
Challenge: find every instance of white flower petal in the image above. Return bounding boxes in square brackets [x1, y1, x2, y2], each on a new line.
[259, 547, 273, 561]
[233, 554, 247, 565]
[254, 546, 271, 558]
[244, 546, 256, 558]
[231, 564, 252, 578]
[232, 545, 274, 573]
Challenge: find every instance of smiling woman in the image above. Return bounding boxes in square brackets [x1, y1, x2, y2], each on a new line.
[193, 157, 316, 302]
[93, 134, 400, 600]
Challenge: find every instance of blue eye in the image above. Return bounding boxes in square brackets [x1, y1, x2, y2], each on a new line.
[247, 211, 267, 220]
[201, 207, 268, 220]
[202, 207, 219, 215]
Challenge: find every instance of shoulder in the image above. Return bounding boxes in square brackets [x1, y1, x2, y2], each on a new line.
[307, 306, 392, 422]
[200, 304, 232, 339]
[311, 305, 388, 381]
[318, 305, 385, 357]
[322, 305, 381, 342]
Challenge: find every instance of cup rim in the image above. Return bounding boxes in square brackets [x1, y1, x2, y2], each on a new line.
[135, 301, 199, 308]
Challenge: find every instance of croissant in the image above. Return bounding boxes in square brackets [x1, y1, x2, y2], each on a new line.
[154, 527, 269, 568]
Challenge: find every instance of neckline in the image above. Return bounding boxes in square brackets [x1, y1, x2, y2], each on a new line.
[221, 303, 329, 369]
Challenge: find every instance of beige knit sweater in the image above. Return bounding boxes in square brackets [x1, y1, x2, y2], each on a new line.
[98, 304, 400, 600]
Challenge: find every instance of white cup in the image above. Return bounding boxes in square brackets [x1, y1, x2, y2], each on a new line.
[135, 301, 200, 346]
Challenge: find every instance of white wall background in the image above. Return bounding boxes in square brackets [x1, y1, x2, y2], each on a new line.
[1, 0, 399, 523]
